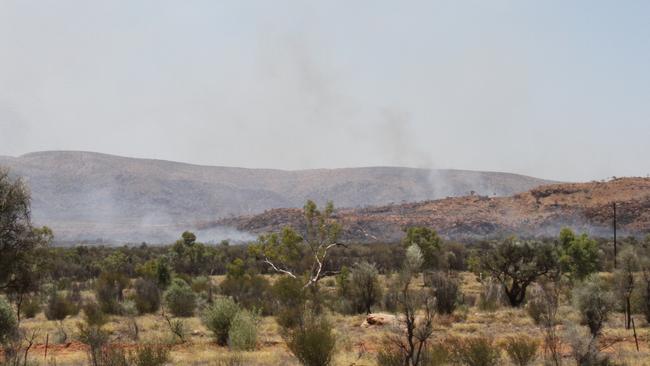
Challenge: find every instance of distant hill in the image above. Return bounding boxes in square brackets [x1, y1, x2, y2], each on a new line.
[0, 151, 553, 243]
[213, 178, 650, 241]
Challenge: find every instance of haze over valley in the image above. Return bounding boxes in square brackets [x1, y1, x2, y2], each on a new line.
[0, 150, 555, 243]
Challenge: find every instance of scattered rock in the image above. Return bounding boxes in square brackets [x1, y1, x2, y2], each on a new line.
[361, 313, 396, 327]
[191, 330, 204, 337]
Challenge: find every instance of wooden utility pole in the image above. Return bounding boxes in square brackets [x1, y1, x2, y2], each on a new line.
[613, 202, 617, 269]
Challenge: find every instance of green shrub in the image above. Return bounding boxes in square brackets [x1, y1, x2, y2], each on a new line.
[98, 347, 129, 366]
[191, 276, 211, 293]
[425, 271, 460, 314]
[286, 316, 336, 366]
[503, 336, 539, 366]
[0, 297, 18, 346]
[348, 261, 383, 314]
[202, 297, 240, 346]
[220, 273, 272, 315]
[272, 276, 307, 330]
[22, 295, 42, 319]
[378, 342, 450, 366]
[450, 336, 501, 366]
[573, 277, 615, 337]
[128, 344, 171, 366]
[95, 272, 128, 315]
[77, 323, 109, 366]
[45, 290, 77, 321]
[228, 310, 258, 351]
[164, 278, 196, 317]
[376, 344, 402, 366]
[423, 343, 451, 366]
[82, 300, 108, 327]
[134, 278, 161, 314]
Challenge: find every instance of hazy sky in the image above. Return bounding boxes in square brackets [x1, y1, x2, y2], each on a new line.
[1, 1, 649, 182]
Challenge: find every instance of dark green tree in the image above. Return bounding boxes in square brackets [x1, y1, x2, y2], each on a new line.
[557, 228, 599, 281]
[401, 227, 442, 270]
[476, 237, 558, 307]
[0, 169, 53, 319]
[170, 231, 210, 276]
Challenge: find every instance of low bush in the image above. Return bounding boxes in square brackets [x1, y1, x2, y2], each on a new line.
[134, 278, 161, 314]
[525, 284, 547, 325]
[82, 300, 108, 327]
[220, 273, 273, 315]
[272, 276, 307, 330]
[425, 271, 460, 314]
[348, 261, 383, 314]
[164, 278, 196, 317]
[95, 272, 129, 315]
[77, 322, 109, 366]
[45, 290, 77, 321]
[228, 310, 258, 351]
[376, 344, 402, 366]
[564, 323, 614, 366]
[450, 336, 501, 366]
[286, 316, 336, 366]
[477, 279, 504, 312]
[128, 344, 171, 366]
[423, 343, 451, 366]
[503, 336, 539, 366]
[191, 276, 212, 293]
[22, 295, 42, 319]
[381, 343, 450, 366]
[202, 297, 240, 346]
[573, 277, 615, 336]
[163, 313, 187, 344]
[97, 347, 129, 366]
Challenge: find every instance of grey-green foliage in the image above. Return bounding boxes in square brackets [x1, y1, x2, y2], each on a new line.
[405, 244, 424, 274]
[349, 261, 382, 314]
[573, 277, 615, 337]
[164, 278, 196, 317]
[564, 322, 614, 366]
[228, 310, 258, 351]
[0, 297, 18, 345]
[202, 297, 240, 346]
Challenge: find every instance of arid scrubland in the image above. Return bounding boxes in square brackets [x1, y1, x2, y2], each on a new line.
[3, 170, 650, 366]
[7, 272, 650, 366]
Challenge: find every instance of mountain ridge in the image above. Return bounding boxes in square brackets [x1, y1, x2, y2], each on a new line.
[0, 150, 556, 242]
[212, 177, 650, 242]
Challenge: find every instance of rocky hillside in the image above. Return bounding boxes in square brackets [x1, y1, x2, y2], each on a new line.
[213, 178, 650, 242]
[0, 151, 552, 242]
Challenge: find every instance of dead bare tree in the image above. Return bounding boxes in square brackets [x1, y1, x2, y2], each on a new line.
[385, 245, 437, 366]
